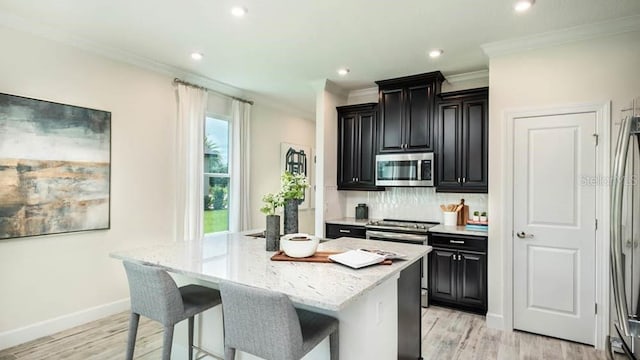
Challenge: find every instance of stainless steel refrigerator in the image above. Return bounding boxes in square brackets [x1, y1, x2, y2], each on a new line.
[610, 98, 640, 359]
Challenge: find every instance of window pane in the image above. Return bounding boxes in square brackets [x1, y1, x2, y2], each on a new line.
[204, 175, 229, 233]
[204, 117, 229, 174]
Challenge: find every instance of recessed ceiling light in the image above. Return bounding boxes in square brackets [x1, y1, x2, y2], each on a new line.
[191, 52, 203, 61]
[337, 68, 350, 76]
[428, 49, 444, 58]
[231, 6, 248, 17]
[514, 0, 534, 12]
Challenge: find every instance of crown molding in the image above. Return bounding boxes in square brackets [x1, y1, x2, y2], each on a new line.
[444, 70, 489, 84]
[324, 80, 349, 99]
[346, 69, 490, 97]
[482, 14, 640, 58]
[309, 79, 349, 100]
[0, 11, 246, 99]
[348, 87, 378, 99]
[0, 11, 318, 132]
[246, 90, 315, 121]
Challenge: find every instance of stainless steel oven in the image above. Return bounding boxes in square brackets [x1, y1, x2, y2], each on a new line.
[366, 219, 438, 307]
[375, 153, 434, 187]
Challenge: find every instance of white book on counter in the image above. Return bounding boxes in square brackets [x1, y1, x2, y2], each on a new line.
[328, 249, 406, 269]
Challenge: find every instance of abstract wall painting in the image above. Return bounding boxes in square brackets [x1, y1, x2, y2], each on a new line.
[0, 93, 111, 239]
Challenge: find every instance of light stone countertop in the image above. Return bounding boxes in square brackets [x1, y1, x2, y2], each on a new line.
[325, 217, 377, 226]
[110, 233, 431, 312]
[429, 224, 488, 237]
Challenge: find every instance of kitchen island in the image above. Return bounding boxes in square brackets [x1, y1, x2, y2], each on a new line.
[111, 233, 431, 360]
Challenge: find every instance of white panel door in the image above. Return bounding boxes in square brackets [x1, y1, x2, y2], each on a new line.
[513, 112, 597, 345]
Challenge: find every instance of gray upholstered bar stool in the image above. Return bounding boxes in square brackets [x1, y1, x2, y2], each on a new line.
[219, 281, 339, 360]
[123, 261, 222, 360]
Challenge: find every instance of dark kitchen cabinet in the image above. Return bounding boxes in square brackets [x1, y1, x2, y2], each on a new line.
[376, 72, 445, 153]
[325, 223, 366, 239]
[436, 87, 488, 193]
[337, 103, 382, 191]
[428, 232, 487, 314]
[397, 259, 422, 360]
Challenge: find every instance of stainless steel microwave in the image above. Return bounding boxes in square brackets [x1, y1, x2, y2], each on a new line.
[375, 153, 434, 187]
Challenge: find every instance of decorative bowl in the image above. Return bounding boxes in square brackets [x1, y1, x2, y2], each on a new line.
[280, 233, 320, 258]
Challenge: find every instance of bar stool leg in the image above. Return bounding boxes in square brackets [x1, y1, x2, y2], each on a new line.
[224, 346, 236, 360]
[188, 316, 195, 360]
[162, 325, 174, 360]
[125, 313, 140, 360]
[329, 328, 339, 360]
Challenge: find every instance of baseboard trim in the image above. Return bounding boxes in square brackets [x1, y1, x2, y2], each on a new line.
[485, 312, 505, 331]
[0, 298, 130, 350]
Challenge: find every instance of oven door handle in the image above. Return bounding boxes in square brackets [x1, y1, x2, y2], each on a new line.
[366, 230, 428, 243]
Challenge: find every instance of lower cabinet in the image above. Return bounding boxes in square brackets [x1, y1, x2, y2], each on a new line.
[428, 233, 487, 314]
[325, 223, 366, 239]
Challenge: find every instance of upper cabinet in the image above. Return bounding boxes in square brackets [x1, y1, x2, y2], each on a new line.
[436, 87, 489, 193]
[337, 103, 383, 191]
[376, 72, 445, 153]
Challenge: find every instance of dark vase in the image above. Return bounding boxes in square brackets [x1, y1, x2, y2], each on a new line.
[284, 199, 299, 234]
[265, 215, 280, 251]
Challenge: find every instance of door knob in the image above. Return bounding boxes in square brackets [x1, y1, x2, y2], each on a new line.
[516, 232, 534, 239]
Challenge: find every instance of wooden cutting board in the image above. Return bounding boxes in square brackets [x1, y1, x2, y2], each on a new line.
[456, 205, 468, 226]
[270, 251, 392, 265]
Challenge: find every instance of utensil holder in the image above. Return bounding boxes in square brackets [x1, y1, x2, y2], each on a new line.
[443, 212, 457, 226]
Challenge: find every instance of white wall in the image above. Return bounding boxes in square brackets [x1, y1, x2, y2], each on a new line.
[0, 26, 177, 342]
[0, 25, 317, 348]
[249, 103, 315, 234]
[314, 81, 348, 236]
[487, 30, 640, 326]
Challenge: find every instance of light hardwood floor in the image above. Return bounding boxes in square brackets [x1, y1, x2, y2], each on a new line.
[0, 306, 612, 359]
[422, 306, 609, 360]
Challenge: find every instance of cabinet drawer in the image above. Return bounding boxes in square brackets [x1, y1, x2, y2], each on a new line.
[325, 223, 366, 239]
[428, 233, 487, 252]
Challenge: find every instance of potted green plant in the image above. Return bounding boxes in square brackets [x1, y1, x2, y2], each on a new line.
[480, 211, 488, 222]
[260, 192, 283, 251]
[473, 211, 480, 222]
[279, 171, 309, 234]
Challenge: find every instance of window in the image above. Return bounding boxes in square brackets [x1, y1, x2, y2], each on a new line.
[204, 116, 230, 234]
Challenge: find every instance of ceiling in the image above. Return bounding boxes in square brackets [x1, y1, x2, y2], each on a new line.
[1, 0, 640, 116]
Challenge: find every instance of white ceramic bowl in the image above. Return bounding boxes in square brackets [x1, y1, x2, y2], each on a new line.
[280, 233, 320, 258]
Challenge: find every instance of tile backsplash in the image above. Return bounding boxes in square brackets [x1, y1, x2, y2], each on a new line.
[342, 188, 488, 223]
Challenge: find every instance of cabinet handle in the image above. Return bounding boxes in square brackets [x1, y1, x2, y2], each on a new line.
[450, 240, 465, 244]
[452, 254, 457, 261]
[339, 229, 351, 233]
[458, 254, 462, 261]
[463, 177, 466, 183]
[457, 177, 461, 184]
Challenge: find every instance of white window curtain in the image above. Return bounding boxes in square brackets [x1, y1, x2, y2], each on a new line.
[176, 84, 208, 241]
[229, 100, 251, 232]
